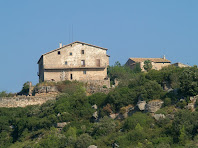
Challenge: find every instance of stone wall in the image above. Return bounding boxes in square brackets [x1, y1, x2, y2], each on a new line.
[0, 96, 56, 108]
[39, 42, 109, 82]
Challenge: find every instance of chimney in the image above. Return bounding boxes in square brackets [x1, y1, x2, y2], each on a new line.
[163, 55, 166, 59]
[59, 42, 63, 48]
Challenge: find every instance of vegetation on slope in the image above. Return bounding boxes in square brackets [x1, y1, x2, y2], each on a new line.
[1, 63, 198, 147]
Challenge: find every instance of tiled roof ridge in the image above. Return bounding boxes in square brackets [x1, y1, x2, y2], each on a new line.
[129, 57, 171, 63]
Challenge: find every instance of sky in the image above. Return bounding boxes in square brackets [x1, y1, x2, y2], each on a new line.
[0, 0, 198, 92]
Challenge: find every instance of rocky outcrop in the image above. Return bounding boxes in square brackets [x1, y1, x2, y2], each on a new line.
[88, 145, 97, 148]
[137, 101, 146, 111]
[109, 113, 119, 120]
[137, 100, 163, 113]
[92, 104, 97, 110]
[146, 100, 164, 113]
[91, 104, 98, 121]
[56, 122, 69, 128]
[187, 103, 195, 111]
[92, 111, 98, 119]
[153, 114, 165, 120]
[187, 95, 198, 111]
[109, 105, 135, 120]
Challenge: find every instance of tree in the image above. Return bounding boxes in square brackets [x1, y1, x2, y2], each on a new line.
[105, 87, 136, 111]
[75, 133, 93, 148]
[143, 60, 152, 72]
[93, 116, 117, 137]
[18, 81, 30, 95]
[179, 126, 187, 145]
[179, 66, 198, 96]
[133, 63, 142, 73]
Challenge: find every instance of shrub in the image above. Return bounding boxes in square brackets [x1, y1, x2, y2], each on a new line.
[93, 116, 117, 137]
[123, 112, 154, 131]
[164, 98, 172, 106]
[105, 87, 136, 111]
[88, 93, 107, 107]
[75, 133, 93, 148]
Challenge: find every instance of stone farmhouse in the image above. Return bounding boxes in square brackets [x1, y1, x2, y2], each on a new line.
[172, 62, 190, 68]
[37, 41, 110, 87]
[125, 56, 171, 71]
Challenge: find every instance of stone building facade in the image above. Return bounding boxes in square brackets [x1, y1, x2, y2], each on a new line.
[125, 56, 171, 71]
[172, 62, 190, 68]
[37, 41, 110, 87]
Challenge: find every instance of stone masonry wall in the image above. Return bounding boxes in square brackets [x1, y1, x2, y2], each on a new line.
[42, 42, 109, 82]
[0, 96, 56, 108]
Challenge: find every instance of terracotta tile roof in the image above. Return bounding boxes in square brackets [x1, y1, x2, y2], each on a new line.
[129, 58, 171, 63]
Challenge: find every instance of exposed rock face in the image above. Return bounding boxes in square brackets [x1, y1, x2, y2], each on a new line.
[153, 114, 165, 120]
[92, 111, 98, 119]
[137, 101, 146, 111]
[166, 114, 174, 120]
[56, 122, 69, 128]
[88, 145, 97, 148]
[109, 105, 135, 120]
[86, 84, 110, 95]
[146, 100, 164, 113]
[109, 113, 119, 120]
[162, 81, 172, 91]
[92, 104, 98, 110]
[187, 103, 195, 111]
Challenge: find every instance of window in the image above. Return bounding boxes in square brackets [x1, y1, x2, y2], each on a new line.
[96, 59, 100, 67]
[81, 60, 85, 67]
[70, 52, 72, 56]
[65, 61, 67, 65]
[58, 51, 61, 55]
[83, 71, 86, 74]
[70, 74, 73, 80]
[81, 50, 84, 54]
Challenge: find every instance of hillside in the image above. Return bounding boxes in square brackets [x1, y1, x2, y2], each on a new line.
[1, 63, 198, 148]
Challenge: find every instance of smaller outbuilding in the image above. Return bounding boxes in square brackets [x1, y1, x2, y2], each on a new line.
[125, 56, 171, 71]
[172, 62, 190, 68]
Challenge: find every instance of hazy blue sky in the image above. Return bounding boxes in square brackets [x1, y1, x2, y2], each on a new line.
[0, 0, 198, 92]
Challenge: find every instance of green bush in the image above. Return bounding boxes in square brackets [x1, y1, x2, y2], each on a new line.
[93, 116, 117, 137]
[164, 98, 172, 106]
[75, 133, 93, 148]
[123, 112, 154, 131]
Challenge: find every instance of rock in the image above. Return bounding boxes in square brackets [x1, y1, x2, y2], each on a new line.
[9, 125, 14, 129]
[112, 142, 119, 148]
[137, 101, 146, 111]
[146, 100, 163, 113]
[92, 104, 97, 110]
[88, 145, 97, 148]
[153, 114, 165, 120]
[109, 113, 119, 119]
[56, 122, 69, 128]
[92, 111, 98, 119]
[166, 114, 174, 120]
[187, 103, 195, 111]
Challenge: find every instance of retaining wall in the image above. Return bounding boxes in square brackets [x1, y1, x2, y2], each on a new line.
[0, 96, 56, 108]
